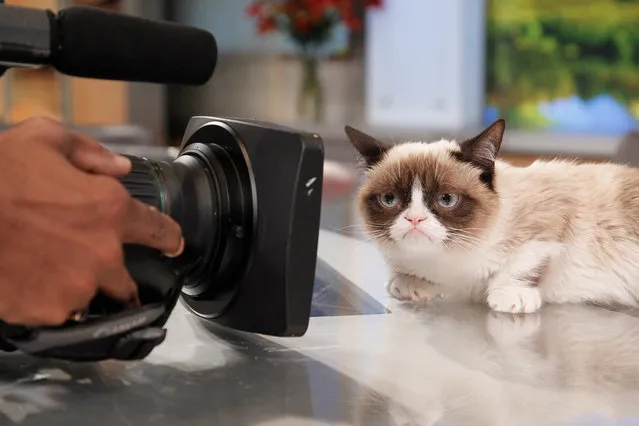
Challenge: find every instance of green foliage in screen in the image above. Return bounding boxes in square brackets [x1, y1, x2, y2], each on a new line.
[486, 0, 639, 128]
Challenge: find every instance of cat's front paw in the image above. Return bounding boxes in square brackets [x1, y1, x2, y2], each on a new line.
[387, 274, 442, 302]
[486, 286, 542, 314]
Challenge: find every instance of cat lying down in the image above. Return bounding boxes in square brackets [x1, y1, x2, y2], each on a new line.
[346, 119, 639, 314]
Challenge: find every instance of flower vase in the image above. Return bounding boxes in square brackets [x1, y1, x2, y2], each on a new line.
[297, 55, 324, 123]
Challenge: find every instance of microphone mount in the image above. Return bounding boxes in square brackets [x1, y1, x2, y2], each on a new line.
[0, 4, 53, 69]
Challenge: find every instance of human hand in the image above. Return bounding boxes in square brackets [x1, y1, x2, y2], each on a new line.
[0, 117, 184, 327]
[25, 116, 134, 177]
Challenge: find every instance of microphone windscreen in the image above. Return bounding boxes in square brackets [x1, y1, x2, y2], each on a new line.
[53, 6, 217, 85]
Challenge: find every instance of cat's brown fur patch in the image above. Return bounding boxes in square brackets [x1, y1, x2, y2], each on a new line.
[357, 149, 500, 243]
[495, 161, 639, 264]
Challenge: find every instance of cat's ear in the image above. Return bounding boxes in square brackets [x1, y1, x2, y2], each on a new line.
[344, 125, 389, 168]
[457, 119, 505, 171]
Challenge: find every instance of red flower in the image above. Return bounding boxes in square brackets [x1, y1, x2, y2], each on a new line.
[246, 0, 384, 41]
[345, 16, 361, 30]
[307, 0, 338, 7]
[293, 10, 312, 32]
[308, 0, 331, 21]
[258, 17, 278, 34]
[246, 2, 262, 17]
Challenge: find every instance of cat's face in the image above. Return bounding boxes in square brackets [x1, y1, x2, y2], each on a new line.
[346, 120, 505, 253]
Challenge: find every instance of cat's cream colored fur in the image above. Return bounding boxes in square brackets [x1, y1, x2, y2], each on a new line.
[346, 119, 639, 313]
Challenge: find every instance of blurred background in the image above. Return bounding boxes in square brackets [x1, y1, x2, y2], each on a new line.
[4, 0, 638, 175]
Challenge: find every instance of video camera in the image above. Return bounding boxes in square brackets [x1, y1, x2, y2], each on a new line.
[0, 5, 324, 361]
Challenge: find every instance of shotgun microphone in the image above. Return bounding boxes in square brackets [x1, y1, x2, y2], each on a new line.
[0, 4, 217, 85]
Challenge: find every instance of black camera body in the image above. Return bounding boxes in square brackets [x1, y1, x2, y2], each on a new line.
[174, 116, 324, 336]
[0, 116, 324, 361]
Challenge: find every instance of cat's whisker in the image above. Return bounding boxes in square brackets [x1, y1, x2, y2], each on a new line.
[449, 229, 482, 239]
[449, 230, 483, 242]
[457, 236, 482, 245]
[451, 240, 481, 252]
[454, 243, 481, 252]
[330, 227, 371, 235]
[451, 231, 480, 238]
[445, 241, 469, 254]
[456, 243, 479, 254]
[450, 240, 472, 248]
[450, 233, 481, 243]
[334, 227, 372, 234]
[451, 239, 479, 248]
[331, 224, 370, 230]
[447, 240, 475, 253]
[340, 231, 371, 238]
[338, 232, 370, 237]
[448, 226, 484, 232]
[448, 230, 483, 238]
[362, 231, 384, 238]
[362, 231, 391, 244]
[446, 233, 482, 252]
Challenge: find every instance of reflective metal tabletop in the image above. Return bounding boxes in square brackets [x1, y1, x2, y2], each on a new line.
[3, 229, 639, 425]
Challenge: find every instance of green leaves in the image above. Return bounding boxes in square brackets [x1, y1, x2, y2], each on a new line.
[487, 0, 639, 126]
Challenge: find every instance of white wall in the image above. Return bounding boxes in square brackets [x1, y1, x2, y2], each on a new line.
[364, 0, 486, 130]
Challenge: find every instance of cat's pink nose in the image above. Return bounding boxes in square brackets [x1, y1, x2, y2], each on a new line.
[404, 215, 425, 226]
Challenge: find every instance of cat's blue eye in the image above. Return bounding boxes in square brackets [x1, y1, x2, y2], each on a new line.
[378, 192, 399, 208]
[437, 193, 459, 208]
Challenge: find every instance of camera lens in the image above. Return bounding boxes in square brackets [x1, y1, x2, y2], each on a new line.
[119, 123, 255, 317]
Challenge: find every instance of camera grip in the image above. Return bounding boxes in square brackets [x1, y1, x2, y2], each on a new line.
[0, 246, 182, 361]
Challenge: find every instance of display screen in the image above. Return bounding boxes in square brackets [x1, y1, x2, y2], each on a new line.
[485, 0, 639, 134]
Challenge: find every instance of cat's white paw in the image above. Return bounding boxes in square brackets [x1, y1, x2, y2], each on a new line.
[387, 274, 442, 302]
[486, 286, 542, 314]
[486, 311, 541, 346]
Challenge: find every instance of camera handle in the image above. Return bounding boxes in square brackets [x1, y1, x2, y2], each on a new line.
[0, 246, 186, 362]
